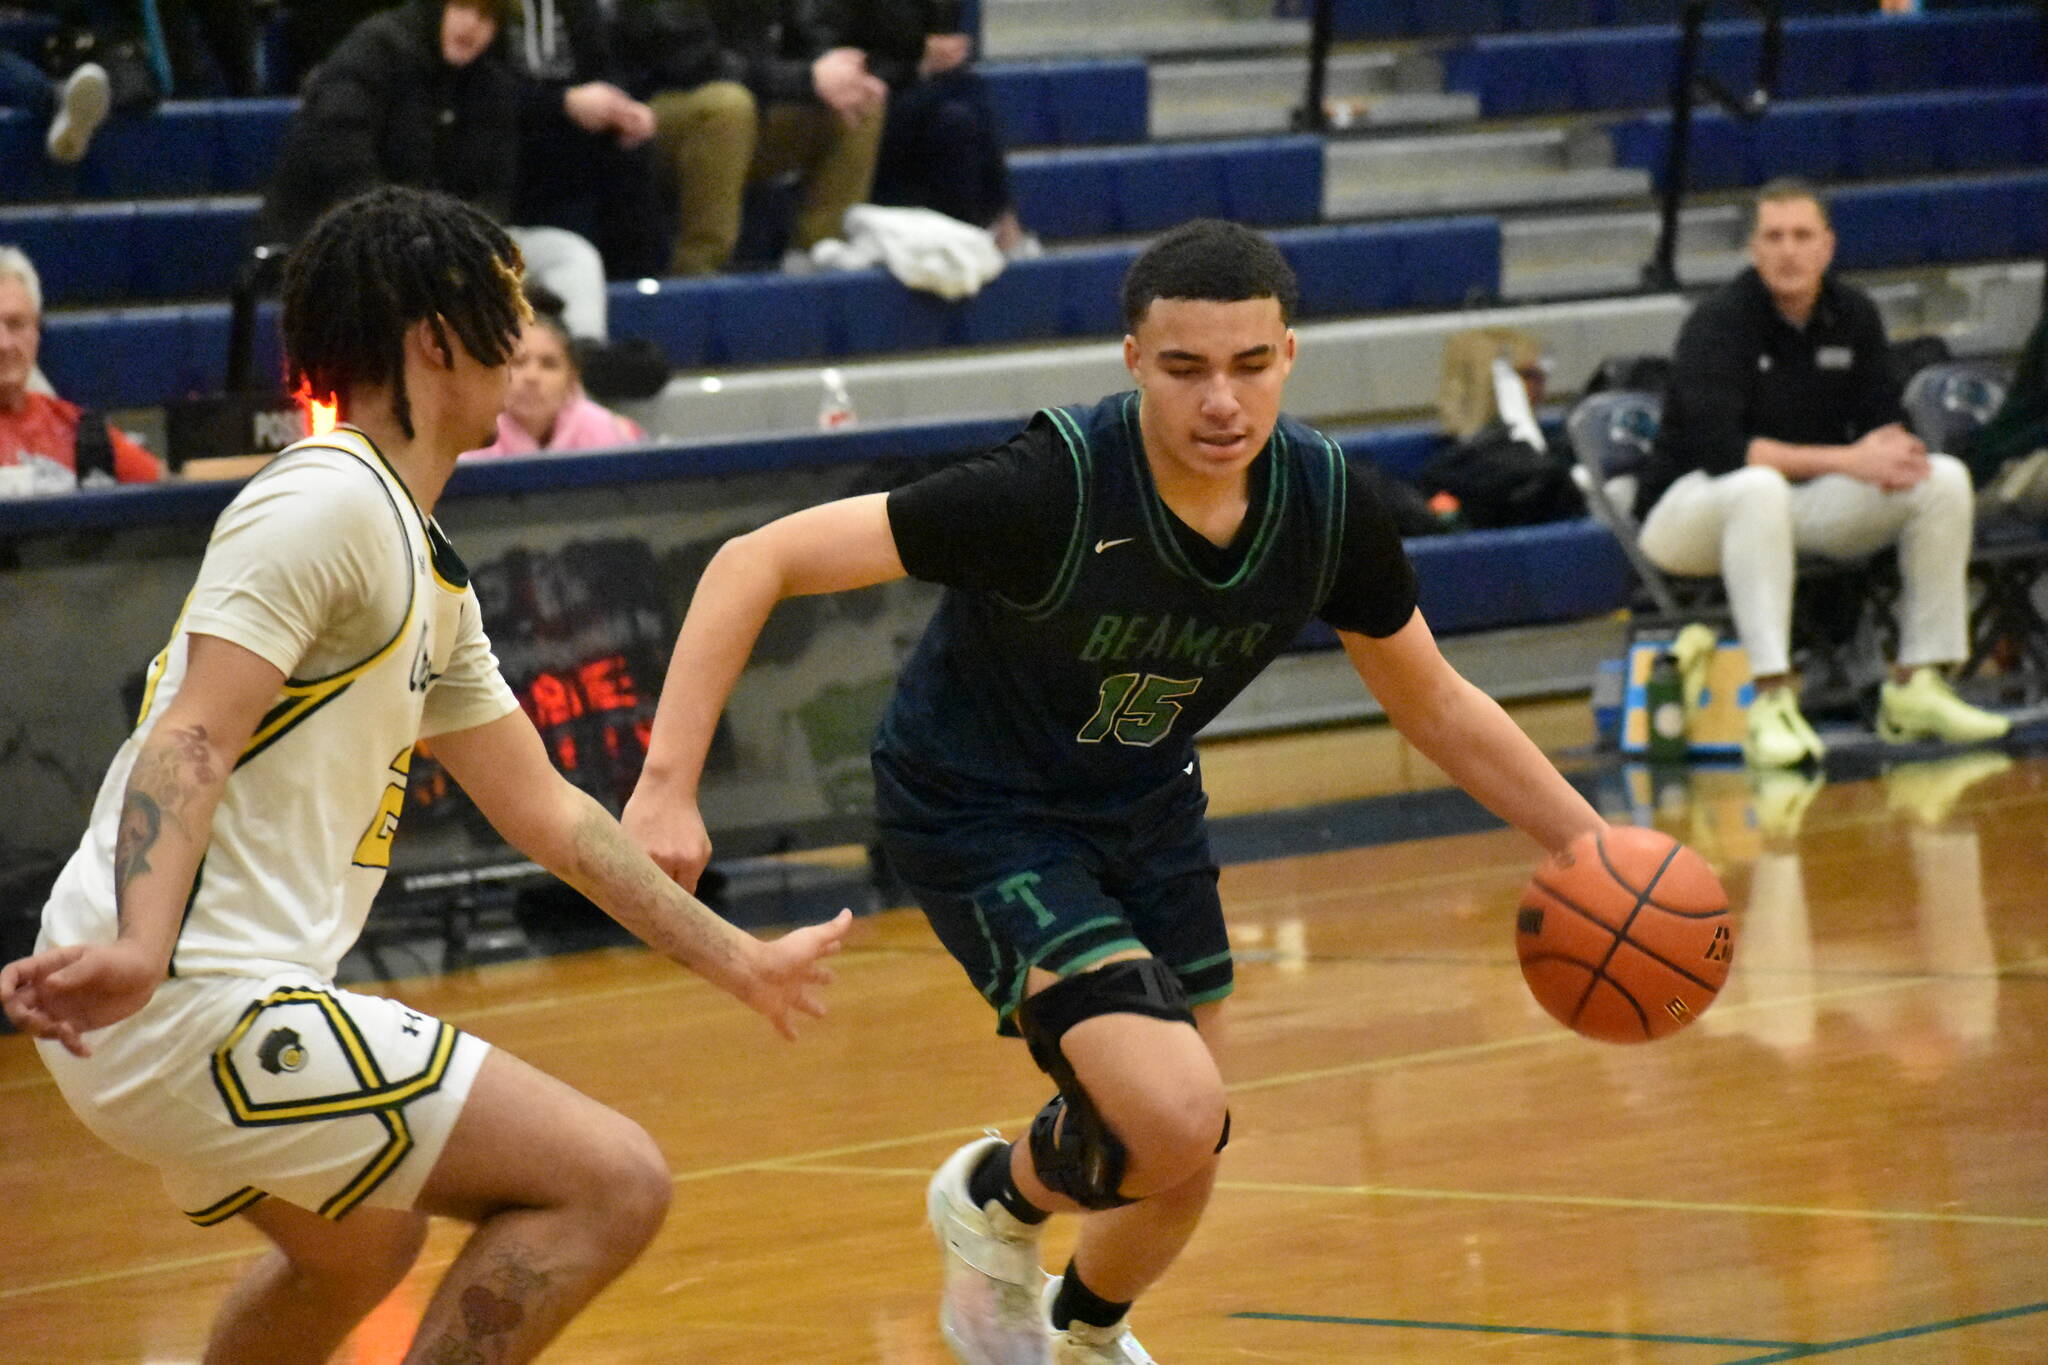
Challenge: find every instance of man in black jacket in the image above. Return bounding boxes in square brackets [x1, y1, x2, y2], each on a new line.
[1634, 179, 2007, 767]
[616, 0, 885, 275]
[505, 0, 673, 280]
[851, 0, 1035, 252]
[259, 0, 616, 345]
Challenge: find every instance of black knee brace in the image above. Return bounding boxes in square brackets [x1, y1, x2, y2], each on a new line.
[1016, 958, 1195, 1210]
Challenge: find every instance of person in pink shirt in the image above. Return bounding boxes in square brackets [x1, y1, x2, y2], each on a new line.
[464, 306, 645, 459]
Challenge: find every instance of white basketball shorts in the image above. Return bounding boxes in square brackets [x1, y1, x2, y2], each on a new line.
[39, 969, 489, 1225]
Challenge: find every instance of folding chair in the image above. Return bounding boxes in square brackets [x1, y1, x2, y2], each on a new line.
[1902, 359, 2048, 701]
[1564, 390, 1891, 712]
[1901, 359, 2009, 456]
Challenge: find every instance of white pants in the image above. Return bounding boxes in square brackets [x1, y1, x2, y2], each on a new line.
[507, 224, 608, 339]
[1638, 455, 1974, 677]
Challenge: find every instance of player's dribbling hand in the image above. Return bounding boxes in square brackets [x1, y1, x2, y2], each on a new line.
[741, 909, 854, 1041]
[621, 787, 714, 891]
[0, 941, 164, 1058]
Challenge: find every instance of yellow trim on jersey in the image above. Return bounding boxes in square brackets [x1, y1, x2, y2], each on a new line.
[236, 529, 420, 762]
[211, 988, 459, 1124]
[319, 1108, 414, 1220]
[135, 592, 197, 729]
[316, 426, 467, 595]
[184, 1186, 267, 1227]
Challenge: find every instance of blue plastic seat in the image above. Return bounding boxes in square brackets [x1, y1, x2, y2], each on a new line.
[1047, 61, 1147, 146]
[1218, 137, 1322, 226]
[1828, 185, 1933, 269]
[1843, 95, 1943, 178]
[1572, 31, 1681, 111]
[953, 255, 1066, 346]
[1747, 104, 1845, 182]
[0, 203, 134, 305]
[131, 202, 250, 298]
[1114, 144, 1224, 233]
[825, 270, 953, 358]
[606, 279, 714, 370]
[1933, 179, 2022, 264]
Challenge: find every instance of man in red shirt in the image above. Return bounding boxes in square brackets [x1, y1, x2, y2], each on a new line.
[0, 246, 161, 494]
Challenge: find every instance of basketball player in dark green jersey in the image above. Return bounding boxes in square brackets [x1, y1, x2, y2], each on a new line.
[625, 220, 1607, 1365]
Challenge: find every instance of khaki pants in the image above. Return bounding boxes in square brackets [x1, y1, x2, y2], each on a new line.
[649, 80, 883, 276]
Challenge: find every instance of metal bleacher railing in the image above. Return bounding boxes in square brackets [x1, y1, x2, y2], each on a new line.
[1645, 0, 1783, 291]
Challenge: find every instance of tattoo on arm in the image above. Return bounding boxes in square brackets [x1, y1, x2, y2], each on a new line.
[115, 724, 219, 923]
[113, 796, 160, 902]
[569, 805, 743, 978]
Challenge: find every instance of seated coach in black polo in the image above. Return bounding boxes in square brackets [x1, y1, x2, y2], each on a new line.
[1632, 179, 2007, 768]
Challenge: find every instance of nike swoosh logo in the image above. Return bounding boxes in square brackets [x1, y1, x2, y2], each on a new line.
[1095, 537, 1134, 553]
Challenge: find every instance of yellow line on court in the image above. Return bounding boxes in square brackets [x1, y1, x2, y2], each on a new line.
[1214, 1179, 2048, 1229]
[0, 1248, 257, 1302]
[7, 959, 2038, 1304]
[742, 1163, 2048, 1231]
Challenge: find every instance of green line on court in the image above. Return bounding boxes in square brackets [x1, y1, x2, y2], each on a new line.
[1717, 1298, 2048, 1363]
[1231, 1311, 1802, 1349]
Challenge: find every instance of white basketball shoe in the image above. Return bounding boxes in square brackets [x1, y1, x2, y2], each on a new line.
[928, 1136, 1051, 1365]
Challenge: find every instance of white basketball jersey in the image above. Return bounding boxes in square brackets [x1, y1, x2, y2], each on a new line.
[40, 428, 518, 980]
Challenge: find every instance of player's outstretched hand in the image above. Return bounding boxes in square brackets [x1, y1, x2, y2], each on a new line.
[740, 909, 854, 1041]
[621, 786, 713, 891]
[0, 941, 163, 1058]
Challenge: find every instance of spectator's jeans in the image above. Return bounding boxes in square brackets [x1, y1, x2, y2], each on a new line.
[0, 48, 56, 118]
[872, 68, 1012, 229]
[1638, 455, 1974, 677]
[505, 225, 608, 341]
[649, 80, 884, 275]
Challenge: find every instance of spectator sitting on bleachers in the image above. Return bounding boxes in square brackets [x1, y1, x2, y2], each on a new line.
[504, 0, 673, 280]
[0, 245, 161, 494]
[849, 0, 1037, 258]
[1633, 178, 2008, 768]
[0, 45, 108, 163]
[257, 0, 615, 349]
[614, 0, 886, 275]
[464, 294, 646, 459]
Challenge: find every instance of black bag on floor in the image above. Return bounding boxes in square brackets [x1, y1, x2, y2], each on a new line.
[1419, 422, 1584, 529]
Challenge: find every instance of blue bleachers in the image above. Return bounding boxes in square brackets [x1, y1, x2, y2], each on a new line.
[33, 217, 1501, 408]
[1607, 86, 2048, 192]
[1010, 135, 1323, 239]
[1330, 0, 1881, 41]
[6, 131, 1327, 310]
[1441, 7, 2045, 116]
[0, 61, 1143, 206]
[980, 59, 1147, 147]
[0, 100, 296, 205]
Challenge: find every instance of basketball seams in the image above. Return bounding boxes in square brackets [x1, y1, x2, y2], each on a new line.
[1595, 836, 1724, 917]
[1565, 833, 1677, 1035]
[1524, 879, 1728, 994]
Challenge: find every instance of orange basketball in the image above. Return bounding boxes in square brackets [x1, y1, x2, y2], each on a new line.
[1516, 825, 1733, 1044]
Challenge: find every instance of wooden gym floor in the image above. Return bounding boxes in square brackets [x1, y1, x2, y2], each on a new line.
[4, 702, 2046, 1363]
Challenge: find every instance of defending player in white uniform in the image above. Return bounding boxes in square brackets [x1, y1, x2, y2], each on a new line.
[2, 186, 852, 1364]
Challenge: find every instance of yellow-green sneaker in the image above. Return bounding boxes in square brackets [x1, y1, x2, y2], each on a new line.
[1751, 768, 1826, 840]
[1877, 669, 2012, 746]
[1671, 622, 1719, 716]
[1883, 753, 2014, 826]
[1745, 687, 1823, 769]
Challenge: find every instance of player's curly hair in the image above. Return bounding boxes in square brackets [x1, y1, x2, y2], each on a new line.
[1121, 219, 1299, 331]
[280, 186, 527, 439]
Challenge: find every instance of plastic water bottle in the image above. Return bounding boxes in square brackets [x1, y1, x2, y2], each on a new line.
[1646, 650, 1688, 764]
[818, 367, 857, 430]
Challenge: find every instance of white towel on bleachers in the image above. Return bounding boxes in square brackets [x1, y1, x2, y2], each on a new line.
[812, 205, 1007, 301]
